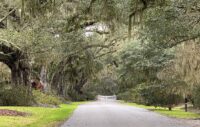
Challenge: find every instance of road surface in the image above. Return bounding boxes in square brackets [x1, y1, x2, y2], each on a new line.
[61, 101, 191, 127]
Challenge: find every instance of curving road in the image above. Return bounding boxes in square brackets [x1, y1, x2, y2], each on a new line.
[61, 101, 192, 127]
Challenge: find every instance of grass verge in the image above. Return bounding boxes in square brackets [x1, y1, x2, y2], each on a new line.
[122, 102, 200, 119]
[0, 102, 86, 127]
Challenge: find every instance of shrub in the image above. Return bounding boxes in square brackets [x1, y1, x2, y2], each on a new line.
[140, 83, 183, 110]
[32, 90, 63, 106]
[117, 91, 134, 102]
[117, 88, 144, 103]
[0, 84, 33, 106]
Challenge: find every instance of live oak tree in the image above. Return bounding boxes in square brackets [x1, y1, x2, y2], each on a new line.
[116, 0, 200, 110]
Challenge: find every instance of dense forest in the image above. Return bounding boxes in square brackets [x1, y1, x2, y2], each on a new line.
[0, 0, 200, 111]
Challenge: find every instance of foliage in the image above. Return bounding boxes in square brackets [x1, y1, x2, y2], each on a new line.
[174, 42, 200, 87]
[82, 73, 119, 99]
[32, 90, 63, 106]
[117, 39, 174, 93]
[51, 48, 103, 100]
[115, 0, 200, 107]
[118, 81, 184, 110]
[94, 77, 118, 95]
[0, 84, 33, 106]
[117, 88, 143, 103]
[142, 0, 200, 49]
[139, 82, 183, 110]
[193, 86, 200, 109]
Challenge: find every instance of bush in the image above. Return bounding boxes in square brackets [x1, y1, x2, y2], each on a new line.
[117, 91, 134, 102]
[32, 90, 63, 106]
[118, 82, 183, 110]
[0, 84, 33, 106]
[140, 83, 183, 110]
[117, 88, 144, 103]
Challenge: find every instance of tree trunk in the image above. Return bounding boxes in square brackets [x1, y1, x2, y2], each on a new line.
[40, 65, 48, 91]
[168, 105, 172, 111]
[128, 15, 132, 40]
[10, 60, 30, 87]
[21, 0, 25, 24]
[185, 97, 188, 112]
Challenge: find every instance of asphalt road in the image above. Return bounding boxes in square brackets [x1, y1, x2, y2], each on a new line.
[61, 101, 191, 127]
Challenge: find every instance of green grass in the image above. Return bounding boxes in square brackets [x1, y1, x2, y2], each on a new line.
[0, 102, 86, 127]
[122, 102, 200, 119]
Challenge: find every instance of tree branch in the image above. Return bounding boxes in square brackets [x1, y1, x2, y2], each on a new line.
[0, 52, 12, 62]
[95, 50, 117, 59]
[85, 29, 110, 35]
[0, 8, 16, 23]
[169, 34, 200, 48]
[66, 0, 98, 32]
[128, 0, 148, 39]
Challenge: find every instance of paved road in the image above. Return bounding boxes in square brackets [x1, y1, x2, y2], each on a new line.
[61, 101, 191, 127]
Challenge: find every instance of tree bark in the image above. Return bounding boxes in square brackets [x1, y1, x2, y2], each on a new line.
[40, 65, 48, 91]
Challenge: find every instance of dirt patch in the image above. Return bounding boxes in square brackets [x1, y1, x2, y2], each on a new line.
[0, 109, 28, 116]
